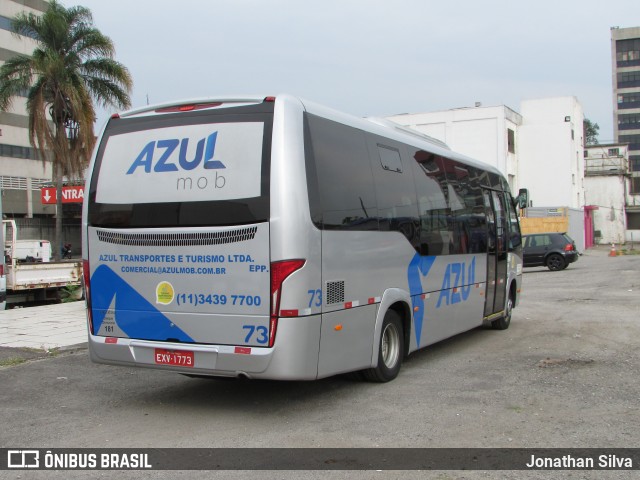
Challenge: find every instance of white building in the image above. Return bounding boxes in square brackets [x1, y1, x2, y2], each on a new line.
[388, 97, 585, 211]
[386, 105, 522, 194]
[584, 143, 629, 244]
[518, 97, 585, 210]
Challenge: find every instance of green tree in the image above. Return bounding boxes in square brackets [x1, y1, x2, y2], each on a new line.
[584, 118, 600, 145]
[0, 1, 132, 259]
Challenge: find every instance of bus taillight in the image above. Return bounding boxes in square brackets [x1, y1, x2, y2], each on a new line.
[83, 259, 93, 334]
[269, 259, 305, 347]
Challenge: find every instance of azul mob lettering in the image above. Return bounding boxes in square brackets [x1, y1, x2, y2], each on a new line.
[436, 257, 476, 308]
[126, 131, 225, 174]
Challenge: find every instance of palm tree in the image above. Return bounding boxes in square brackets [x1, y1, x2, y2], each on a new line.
[0, 1, 132, 259]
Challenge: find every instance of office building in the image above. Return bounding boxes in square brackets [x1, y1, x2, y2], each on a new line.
[0, 0, 53, 218]
[611, 26, 640, 232]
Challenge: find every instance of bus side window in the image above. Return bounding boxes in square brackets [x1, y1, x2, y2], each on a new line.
[367, 138, 420, 250]
[305, 114, 379, 231]
[410, 149, 450, 256]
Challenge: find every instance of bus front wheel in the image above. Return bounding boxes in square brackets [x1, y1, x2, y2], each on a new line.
[363, 310, 404, 382]
[492, 292, 514, 330]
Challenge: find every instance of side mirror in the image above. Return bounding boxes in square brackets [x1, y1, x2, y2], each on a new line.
[514, 188, 529, 209]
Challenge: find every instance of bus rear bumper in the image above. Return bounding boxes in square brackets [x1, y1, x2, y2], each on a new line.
[88, 315, 321, 380]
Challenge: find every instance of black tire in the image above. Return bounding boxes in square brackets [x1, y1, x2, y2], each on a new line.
[492, 291, 514, 330]
[546, 253, 566, 271]
[363, 310, 404, 382]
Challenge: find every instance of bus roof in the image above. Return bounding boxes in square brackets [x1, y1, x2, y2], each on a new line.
[112, 94, 504, 178]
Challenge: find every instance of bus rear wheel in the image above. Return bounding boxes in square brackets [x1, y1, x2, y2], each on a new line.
[363, 310, 404, 382]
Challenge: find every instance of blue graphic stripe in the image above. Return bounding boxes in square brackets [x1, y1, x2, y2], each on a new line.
[91, 265, 193, 342]
[407, 254, 436, 348]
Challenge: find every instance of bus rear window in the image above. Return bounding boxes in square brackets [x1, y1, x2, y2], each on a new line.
[88, 106, 272, 228]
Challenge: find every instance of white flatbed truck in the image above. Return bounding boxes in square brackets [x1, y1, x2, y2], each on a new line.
[3, 219, 82, 307]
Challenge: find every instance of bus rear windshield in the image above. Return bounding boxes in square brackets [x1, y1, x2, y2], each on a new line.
[88, 104, 273, 228]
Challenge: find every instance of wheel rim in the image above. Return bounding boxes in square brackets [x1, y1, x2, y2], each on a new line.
[548, 255, 562, 270]
[381, 323, 400, 368]
[505, 297, 513, 323]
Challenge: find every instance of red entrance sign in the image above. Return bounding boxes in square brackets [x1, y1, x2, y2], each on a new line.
[41, 185, 84, 204]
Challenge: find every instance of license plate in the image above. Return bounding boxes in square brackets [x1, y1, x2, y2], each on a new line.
[154, 349, 194, 368]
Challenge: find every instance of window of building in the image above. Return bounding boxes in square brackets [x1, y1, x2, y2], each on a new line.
[631, 177, 640, 195]
[619, 135, 640, 151]
[584, 150, 589, 158]
[507, 128, 515, 153]
[618, 113, 640, 130]
[0, 143, 40, 160]
[616, 38, 640, 67]
[0, 15, 38, 39]
[618, 71, 640, 88]
[608, 148, 620, 156]
[618, 92, 640, 109]
[628, 212, 640, 230]
[630, 156, 640, 172]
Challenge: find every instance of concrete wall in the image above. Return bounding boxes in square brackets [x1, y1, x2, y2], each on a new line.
[8, 218, 82, 258]
[584, 175, 628, 244]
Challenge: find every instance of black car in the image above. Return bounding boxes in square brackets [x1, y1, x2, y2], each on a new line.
[522, 232, 579, 271]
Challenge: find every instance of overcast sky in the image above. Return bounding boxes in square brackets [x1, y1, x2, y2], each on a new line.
[66, 0, 639, 140]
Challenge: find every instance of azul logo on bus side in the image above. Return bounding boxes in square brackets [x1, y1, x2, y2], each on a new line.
[436, 257, 476, 308]
[407, 255, 477, 347]
[126, 131, 225, 174]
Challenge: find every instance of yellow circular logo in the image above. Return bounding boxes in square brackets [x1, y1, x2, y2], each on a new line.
[156, 281, 175, 305]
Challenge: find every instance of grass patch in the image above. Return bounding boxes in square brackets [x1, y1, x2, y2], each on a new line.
[0, 357, 27, 367]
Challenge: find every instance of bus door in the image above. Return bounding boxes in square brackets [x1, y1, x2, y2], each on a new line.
[483, 189, 508, 317]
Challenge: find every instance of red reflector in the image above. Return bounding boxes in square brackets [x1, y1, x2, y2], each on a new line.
[235, 347, 252, 355]
[264, 96, 276, 102]
[564, 243, 574, 251]
[345, 302, 353, 309]
[110, 113, 120, 119]
[368, 298, 375, 304]
[155, 102, 222, 113]
[280, 309, 299, 317]
[105, 337, 118, 344]
[0, 264, 4, 276]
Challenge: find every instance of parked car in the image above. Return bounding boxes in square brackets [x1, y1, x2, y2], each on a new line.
[522, 232, 579, 271]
